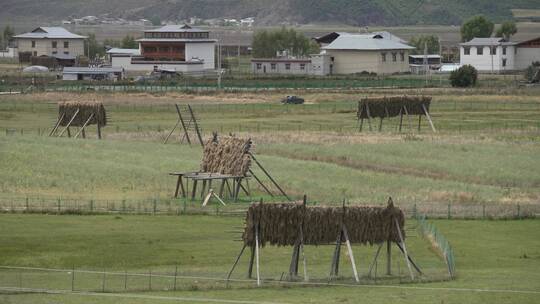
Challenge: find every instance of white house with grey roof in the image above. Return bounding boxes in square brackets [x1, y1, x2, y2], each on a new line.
[320, 33, 414, 75]
[14, 27, 87, 59]
[460, 36, 540, 72]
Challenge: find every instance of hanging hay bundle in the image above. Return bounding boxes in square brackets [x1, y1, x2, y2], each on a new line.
[243, 201, 405, 247]
[358, 96, 431, 119]
[200, 134, 252, 176]
[58, 101, 107, 127]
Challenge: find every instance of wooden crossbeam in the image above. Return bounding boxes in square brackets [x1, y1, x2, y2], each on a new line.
[74, 113, 94, 139]
[49, 113, 65, 137]
[58, 109, 80, 137]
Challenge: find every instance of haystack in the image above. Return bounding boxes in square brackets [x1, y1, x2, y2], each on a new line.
[58, 101, 107, 127]
[200, 135, 252, 176]
[243, 202, 405, 247]
[358, 96, 431, 119]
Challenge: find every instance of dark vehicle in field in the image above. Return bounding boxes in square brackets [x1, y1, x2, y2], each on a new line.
[281, 95, 304, 104]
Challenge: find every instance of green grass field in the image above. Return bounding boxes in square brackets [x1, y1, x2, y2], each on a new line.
[1, 89, 539, 303]
[0, 215, 539, 303]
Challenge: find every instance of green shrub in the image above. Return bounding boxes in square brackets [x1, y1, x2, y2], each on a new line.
[524, 61, 540, 83]
[450, 65, 478, 87]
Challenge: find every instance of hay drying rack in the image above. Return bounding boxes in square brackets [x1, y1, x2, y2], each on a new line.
[357, 96, 436, 132]
[164, 104, 204, 146]
[226, 197, 422, 286]
[170, 135, 290, 204]
[49, 102, 107, 139]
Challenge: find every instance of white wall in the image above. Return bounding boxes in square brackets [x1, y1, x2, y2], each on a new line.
[185, 43, 215, 70]
[515, 48, 540, 70]
[17, 38, 84, 57]
[252, 61, 310, 75]
[460, 45, 516, 72]
[0, 47, 17, 58]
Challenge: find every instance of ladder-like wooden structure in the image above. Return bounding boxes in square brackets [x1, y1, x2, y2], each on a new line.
[164, 104, 204, 146]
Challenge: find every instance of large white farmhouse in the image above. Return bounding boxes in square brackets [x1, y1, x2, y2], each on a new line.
[460, 37, 540, 72]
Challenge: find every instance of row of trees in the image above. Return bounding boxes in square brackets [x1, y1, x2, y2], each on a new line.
[84, 34, 138, 59]
[461, 16, 517, 42]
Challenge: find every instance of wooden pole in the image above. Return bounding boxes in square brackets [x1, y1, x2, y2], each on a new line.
[418, 115, 422, 131]
[403, 105, 412, 131]
[343, 225, 360, 282]
[368, 243, 383, 278]
[247, 245, 255, 279]
[58, 109, 80, 137]
[226, 244, 247, 286]
[74, 113, 94, 139]
[187, 104, 204, 147]
[395, 242, 423, 275]
[394, 218, 414, 280]
[49, 113, 65, 136]
[249, 153, 290, 201]
[67, 127, 71, 138]
[248, 169, 274, 197]
[386, 240, 391, 275]
[301, 195, 308, 281]
[176, 104, 191, 145]
[422, 104, 437, 132]
[398, 107, 403, 132]
[97, 119, 102, 140]
[164, 120, 181, 144]
[255, 221, 261, 286]
[365, 103, 373, 131]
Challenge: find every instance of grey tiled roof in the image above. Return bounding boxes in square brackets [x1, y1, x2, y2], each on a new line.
[322, 34, 414, 51]
[14, 27, 87, 39]
[460, 38, 516, 46]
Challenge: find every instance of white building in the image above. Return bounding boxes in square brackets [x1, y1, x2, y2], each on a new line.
[0, 47, 17, 58]
[251, 58, 312, 75]
[460, 37, 540, 72]
[62, 67, 124, 81]
[112, 24, 216, 73]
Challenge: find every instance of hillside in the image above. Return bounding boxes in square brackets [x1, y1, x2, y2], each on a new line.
[1, 0, 539, 26]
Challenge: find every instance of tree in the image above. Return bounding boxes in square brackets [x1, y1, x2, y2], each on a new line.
[495, 21, 517, 40]
[252, 27, 315, 58]
[84, 33, 105, 59]
[460, 15, 494, 42]
[3, 25, 14, 48]
[149, 16, 161, 26]
[121, 35, 137, 49]
[103, 38, 121, 48]
[450, 65, 478, 87]
[409, 35, 440, 55]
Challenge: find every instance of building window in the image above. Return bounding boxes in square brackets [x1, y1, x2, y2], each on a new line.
[463, 47, 470, 55]
[381, 53, 386, 62]
[33, 51, 37, 56]
[490, 47, 496, 55]
[477, 47, 483, 55]
[502, 47, 507, 55]
[256, 63, 261, 70]
[285, 63, 291, 70]
[271, 63, 276, 70]
[400, 52, 405, 61]
[392, 53, 397, 62]
[502, 59, 507, 67]
[64, 41, 69, 48]
[300, 63, 305, 70]
[64, 51, 69, 55]
[31, 41, 36, 48]
[52, 41, 57, 48]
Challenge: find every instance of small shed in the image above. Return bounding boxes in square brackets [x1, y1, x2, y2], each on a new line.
[62, 67, 124, 81]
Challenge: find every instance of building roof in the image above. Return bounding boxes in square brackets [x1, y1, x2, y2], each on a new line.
[460, 38, 516, 46]
[145, 24, 208, 33]
[136, 38, 217, 43]
[14, 27, 87, 39]
[314, 31, 406, 45]
[63, 67, 124, 74]
[106, 48, 141, 56]
[322, 34, 414, 51]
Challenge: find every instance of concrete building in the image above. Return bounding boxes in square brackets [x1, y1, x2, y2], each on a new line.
[0, 47, 17, 58]
[13, 27, 86, 58]
[251, 58, 312, 75]
[320, 33, 414, 75]
[409, 54, 442, 74]
[114, 24, 216, 72]
[62, 67, 124, 81]
[459, 37, 540, 72]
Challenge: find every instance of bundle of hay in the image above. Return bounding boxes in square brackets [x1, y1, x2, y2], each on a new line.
[201, 134, 252, 176]
[243, 201, 405, 247]
[358, 96, 431, 119]
[58, 101, 107, 127]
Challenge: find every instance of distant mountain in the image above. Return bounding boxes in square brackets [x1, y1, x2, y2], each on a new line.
[1, 0, 538, 26]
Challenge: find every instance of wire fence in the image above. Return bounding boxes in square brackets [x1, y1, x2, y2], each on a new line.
[416, 215, 456, 278]
[0, 195, 538, 219]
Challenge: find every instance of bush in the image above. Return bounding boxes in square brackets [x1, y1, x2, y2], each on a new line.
[450, 65, 478, 87]
[524, 61, 540, 83]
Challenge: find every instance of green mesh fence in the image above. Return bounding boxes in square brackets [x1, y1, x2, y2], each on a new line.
[417, 215, 456, 278]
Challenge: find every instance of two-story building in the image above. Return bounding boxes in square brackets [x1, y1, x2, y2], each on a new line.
[13, 27, 86, 58]
[459, 36, 540, 72]
[112, 24, 216, 72]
